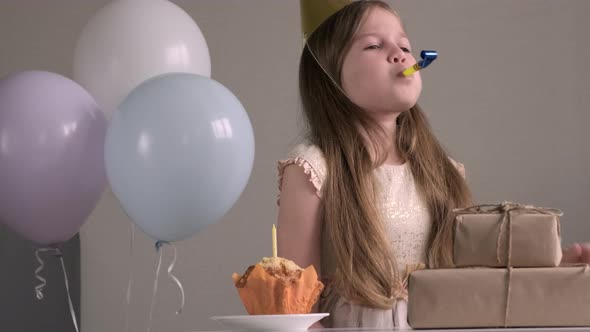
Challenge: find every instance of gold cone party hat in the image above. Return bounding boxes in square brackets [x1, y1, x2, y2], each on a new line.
[300, 0, 352, 39]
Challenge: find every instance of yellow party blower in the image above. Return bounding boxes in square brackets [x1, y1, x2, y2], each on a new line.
[403, 50, 438, 77]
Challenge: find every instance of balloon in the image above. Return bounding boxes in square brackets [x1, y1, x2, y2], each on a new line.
[0, 71, 107, 246]
[105, 73, 255, 242]
[73, 0, 211, 118]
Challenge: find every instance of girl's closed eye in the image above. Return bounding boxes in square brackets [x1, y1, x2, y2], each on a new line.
[400, 46, 411, 53]
[365, 44, 382, 50]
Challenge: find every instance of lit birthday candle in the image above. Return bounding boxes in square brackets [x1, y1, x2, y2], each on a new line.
[403, 50, 438, 77]
[272, 224, 277, 258]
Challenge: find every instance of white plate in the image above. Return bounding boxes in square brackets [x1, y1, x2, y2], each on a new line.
[210, 313, 329, 331]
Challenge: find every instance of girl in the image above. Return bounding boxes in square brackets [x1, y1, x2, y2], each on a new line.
[277, 0, 590, 328]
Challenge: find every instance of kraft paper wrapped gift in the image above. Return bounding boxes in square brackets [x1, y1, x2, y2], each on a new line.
[453, 202, 563, 267]
[408, 265, 590, 329]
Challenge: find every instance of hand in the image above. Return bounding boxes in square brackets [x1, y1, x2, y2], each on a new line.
[561, 243, 590, 264]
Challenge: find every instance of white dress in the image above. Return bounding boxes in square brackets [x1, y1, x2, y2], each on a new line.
[278, 143, 456, 329]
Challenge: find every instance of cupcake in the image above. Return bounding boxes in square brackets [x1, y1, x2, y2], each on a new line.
[232, 256, 324, 315]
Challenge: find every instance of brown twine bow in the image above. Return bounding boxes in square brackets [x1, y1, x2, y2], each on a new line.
[453, 201, 563, 327]
[454, 201, 563, 265]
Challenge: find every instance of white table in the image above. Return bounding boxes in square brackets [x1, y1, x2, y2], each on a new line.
[192, 328, 590, 332]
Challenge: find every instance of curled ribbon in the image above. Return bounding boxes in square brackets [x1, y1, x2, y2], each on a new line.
[34, 247, 79, 332]
[34, 248, 59, 300]
[166, 244, 185, 314]
[453, 201, 563, 327]
[147, 241, 186, 332]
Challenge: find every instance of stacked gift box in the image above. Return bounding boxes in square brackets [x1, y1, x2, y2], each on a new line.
[408, 202, 590, 328]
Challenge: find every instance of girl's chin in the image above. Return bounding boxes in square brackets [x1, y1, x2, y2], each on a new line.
[358, 97, 419, 114]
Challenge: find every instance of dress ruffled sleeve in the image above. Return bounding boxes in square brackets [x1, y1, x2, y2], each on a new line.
[277, 144, 327, 202]
[449, 158, 466, 179]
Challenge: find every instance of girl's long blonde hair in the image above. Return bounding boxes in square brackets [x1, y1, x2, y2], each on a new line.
[299, 0, 472, 309]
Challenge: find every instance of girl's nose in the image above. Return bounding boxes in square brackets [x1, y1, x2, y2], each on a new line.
[388, 48, 407, 64]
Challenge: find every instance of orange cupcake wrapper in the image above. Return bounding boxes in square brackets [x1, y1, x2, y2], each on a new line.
[232, 264, 324, 315]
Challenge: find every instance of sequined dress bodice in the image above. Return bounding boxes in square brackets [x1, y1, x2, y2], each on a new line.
[374, 164, 431, 272]
[278, 143, 432, 275]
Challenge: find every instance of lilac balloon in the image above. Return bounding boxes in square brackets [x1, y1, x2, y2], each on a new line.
[0, 71, 107, 246]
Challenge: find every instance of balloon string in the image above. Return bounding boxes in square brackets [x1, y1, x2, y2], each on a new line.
[167, 243, 185, 315]
[34, 247, 62, 299]
[58, 252, 80, 332]
[125, 223, 136, 332]
[34, 247, 79, 332]
[34, 248, 51, 300]
[145, 241, 186, 331]
[147, 241, 164, 332]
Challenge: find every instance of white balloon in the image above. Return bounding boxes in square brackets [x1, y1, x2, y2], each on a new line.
[73, 0, 211, 118]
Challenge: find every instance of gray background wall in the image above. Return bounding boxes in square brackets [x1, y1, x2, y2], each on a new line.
[1, 1, 588, 331]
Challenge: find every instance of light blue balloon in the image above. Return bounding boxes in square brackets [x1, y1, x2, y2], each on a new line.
[105, 73, 254, 242]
